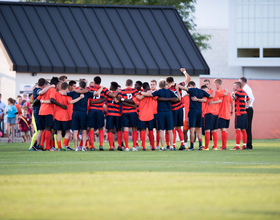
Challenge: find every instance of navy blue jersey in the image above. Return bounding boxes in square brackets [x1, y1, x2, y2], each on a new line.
[33, 87, 42, 114]
[152, 88, 177, 112]
[188, 88, 210, 110]
[67, 91, 94, 112]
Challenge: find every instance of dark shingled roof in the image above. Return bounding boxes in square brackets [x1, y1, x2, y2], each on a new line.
[0, 1, 209, 75]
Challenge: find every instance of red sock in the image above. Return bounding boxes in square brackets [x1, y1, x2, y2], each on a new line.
[132, 130, 137, 148]
[221, 131, 227, 148]
[165, 132, 169, 146]
[205, 131, 210, 149]
[45, 131, 51, 150]
[89, 130, 95, 149]
[85, 139, 88, 148]
[57, 141, 61, 149]
[140, 131, 146, 149]
[242, 130, 247, 146]
[149, 130, 155, 149]
[235, 130, 241, 148]
[40, 130, 46, 147]
[63, 138, 69, 147]
[212, 131, 218, 148]
[99, 129, 104, 147]
[108, 132, 113, 149]
[124, 131, 129, 149]
[176, 128, 184, 146]
[173, 129, 176, 146]
[51, 140, 55, 148]
[156, 132, 160, 146]
[117, 131, 122, 147]
[79, 138, 83, 147]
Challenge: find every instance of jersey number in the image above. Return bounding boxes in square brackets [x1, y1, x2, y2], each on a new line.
[93, 94, 101, 99]
[126, 93, 132, 99]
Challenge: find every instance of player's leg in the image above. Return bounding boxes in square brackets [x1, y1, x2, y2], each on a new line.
[159, 130, 165, 149]
[140, 128, 146, 150]
[203, 114, 211, 150]
[73, 130, 79, 150]
[165, 132, 170, 148]
[175, 108, 184, 149]
[166, 111, 174, 150]
[82, 129, 87, 151]
[211, 115, 219, 150]
[96, 110, 105, 151]
[147, 120, 155, 151]
[130, 112, 138, 151]
[56, 130, 62, 150]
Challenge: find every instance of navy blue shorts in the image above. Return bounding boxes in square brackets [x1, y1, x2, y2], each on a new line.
[71, 111, 87, 131]
[53, 120, 71, 131]
[42, 114, 53, 128]
[172, 108, 184, 127]
[106, 115, 121, 129]
[138, 118, 156, 130]
[121, 112, 138, 128]
[218, 118, 230, 129]
[34, 112, 44, 131]
[87, 109, 104, 129]
[157, 111, 174, 131]
[235, 114, 248, 129]
[188, 109, 202, 128]
[204, 113, 219, 130]
[153, 114, 158, 129]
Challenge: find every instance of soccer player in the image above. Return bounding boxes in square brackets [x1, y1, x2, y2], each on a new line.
[177, 81, 213, 150]
[213, 78, 234, 150]
[59, 75, 68, 83]
[201, 85, 227, 150]
[150, 79, 160, 149]
[231, 81, 251, 150]
[118, 79, 140, 151]
[181, 93, 189, 150]
[68, 81, 77, 92]
[165, 68, 191, 150]
[106, 82, 123, 151]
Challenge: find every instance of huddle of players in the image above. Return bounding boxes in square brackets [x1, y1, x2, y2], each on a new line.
[31, 68, 250, 151]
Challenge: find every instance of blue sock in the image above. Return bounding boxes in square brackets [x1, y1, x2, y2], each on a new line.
[190, 142, 194, 148]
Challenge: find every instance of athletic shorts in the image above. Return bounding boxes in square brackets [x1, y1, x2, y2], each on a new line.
[172, 108, 184, 127]
[188, 109, 202, 128]
[202, 117, 205, 135]
[87, 109, 104, 129]
[34, 112, 44, 131]
[183, 120, 189, 131]
[21, 131, 30, 136]
[138, 118, 156, 130]
[106, 115, 121, 130]
[7, 117, 16, 125]
[157, 111, 174, 131]
[53, 120, 71, 131]
[153, 114, 158, 129]
[42, 114, 53, 128]
[71, 111, 87, 131]
[204, 113, 219, 130]
[218, 118, 230, 129]
[235, 114, 248, 130]
[121, 112, 138, 128]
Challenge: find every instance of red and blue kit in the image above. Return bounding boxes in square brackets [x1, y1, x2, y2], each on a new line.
[106, 91, 121, 130]
[118, 87, 139, 114]
[234, 89, 250, 129]
[169, 82, 185, 127]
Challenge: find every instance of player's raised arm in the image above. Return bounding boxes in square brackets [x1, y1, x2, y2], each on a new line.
[176, 84, 188, 92]
[39, 84, 55, 95]
[180, 68, 191, 84]
[74, 88, 89, 94]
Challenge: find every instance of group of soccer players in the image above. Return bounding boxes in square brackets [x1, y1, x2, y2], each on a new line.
[30, 68, 251, 152]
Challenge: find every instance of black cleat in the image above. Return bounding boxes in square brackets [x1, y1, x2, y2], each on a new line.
[99, 146, 104, 151]
[143, 148, 146, 151]
[90, 148, 96, 151]
[178, 146, 185, 150]
[166, 146, 170, 150]
[173, 147, 176, 151]
[151, 148, 155, 151]
[109, 148, 114, 151]
[66, 146, 74, 151]
[188, 147, 194, 151]
[117, 146, 123, 151]
[198, 146, 203, 150]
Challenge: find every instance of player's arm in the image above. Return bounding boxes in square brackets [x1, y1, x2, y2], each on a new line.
[121, 102, 137, 108]
[208, 99, 222, 106]
[245, 99, 251, 109]
[180, 68, 191, 84]
[157, 97, 180, 102]
[113, 97, 119, 103]
[40, 99, 51, 104]
[176, 84, 188, 92]
[141, 91, 153, 97]
[74, 88, 89, 94]
[230, 102, 234, 116]
[175, 85, 181, 101]
[208, 90, 215, 99]
[90, 97, 106, 105]
[70, 94, 84, 104]
[39, 85, 55, 95]
[93, 86, 104, 97]
[107, 91, 119, 98]
[50, 98, 67, 110]
[191, 96, 207, 103]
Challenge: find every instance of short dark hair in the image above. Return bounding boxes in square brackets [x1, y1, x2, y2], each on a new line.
[234, 81, 242, 88]
[142, 82, 150, 90]
[79, 81, 86, 89]
[240, 77, 247, 84]
[159, 80, 166, 88]
[135, 81, 142, 87]
[17, 95, 22, 99]
[8, 98, 15, 104]
[187, 81, 196, 87]
[203, 79, 210, 83]
[59, 75, 67, 81]
[111, 81, 118, 91]
[166, 77, 174, 84]
[69, 80, 76, 87]
[38, 78, 45, 87]
[94, 76, 101, 85]
[126, 79, 133, 87]
[61, 82, 68, 90]
[50, 77, 59, 86]
[28, 93, 32, 98]
[201, 85, 208, 89]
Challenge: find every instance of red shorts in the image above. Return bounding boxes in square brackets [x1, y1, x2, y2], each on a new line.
[183, 120, 189, 131]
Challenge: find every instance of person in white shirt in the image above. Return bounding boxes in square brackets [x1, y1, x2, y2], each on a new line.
[239, 77, 255, 149]
[0, 93, 6, 137]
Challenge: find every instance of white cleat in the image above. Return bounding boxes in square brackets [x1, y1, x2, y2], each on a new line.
[170, 146, 174, 151]
[156, 146, 160, 150]
[160, 147, 166, 151]
[75, 148, 80, 151]
[82, 147, 87, 151]
[132, 147, 138, 151]
[125, 148, 130, 151]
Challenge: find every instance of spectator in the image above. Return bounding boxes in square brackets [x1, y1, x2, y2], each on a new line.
[0, 93, 6, 137]
[5, 98, 18, 143]
[15, 95, 23, 115]
[18, 106, 32, 143]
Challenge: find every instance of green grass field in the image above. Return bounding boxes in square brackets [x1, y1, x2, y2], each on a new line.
[0, 139, 280, 220]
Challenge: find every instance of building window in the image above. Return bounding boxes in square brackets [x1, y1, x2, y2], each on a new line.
[263, 48, 280, 58]
[237, 48, 259, 58]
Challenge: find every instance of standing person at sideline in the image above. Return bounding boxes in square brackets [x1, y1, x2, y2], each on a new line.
[5, 98, 18, 143]
[231, 81, 251, 150]
[239, 77, 255, 150]
[18, 106, 31, 143]
[0, 93, 6, 136]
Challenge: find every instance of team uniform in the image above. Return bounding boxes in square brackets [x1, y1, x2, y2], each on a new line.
[33, 88, 44, 131]
[182, 95, 189, 131]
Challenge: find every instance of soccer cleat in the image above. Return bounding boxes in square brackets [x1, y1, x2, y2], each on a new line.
[29, 148, 34, 151]
[49, 147, 57, 151]
[240, 146, 247, 150]
[156, 146, 160, 150]
[57, 148, 63, 151]
[174, 147, 176, 151]
[82, 147, 87, 151]
[78, 146, 82, 151]
[117, 146, 123, 151]
[62, 146, 66, 151]
[75, 148, 80, 151]
[66, 146, 74, 151]
[149, 145, 152, 150]
[132, 147, 138, 151]
[230, 147, 240, 150]
[212, 147, 218, 151]
[169, 146, 174, 151]
[178, 146, 185, 150]
[151, 148, 155, 151]
[143, 148, 146, 151]
[121, 146, 125, 151]
[188, 147, 194, 151]
[99, 146, 104, 151]
[109, 148, 114, 151]
[202, 147, 209, 151]
[125, 148, 130, 151]
[198, 146, 203, 151]
[90, 147, 95, 151]
[160, 147, 166, 151]
[219, 147, 227, 150]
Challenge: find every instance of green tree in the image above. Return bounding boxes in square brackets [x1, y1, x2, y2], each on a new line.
[23, 0, 211, 50]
